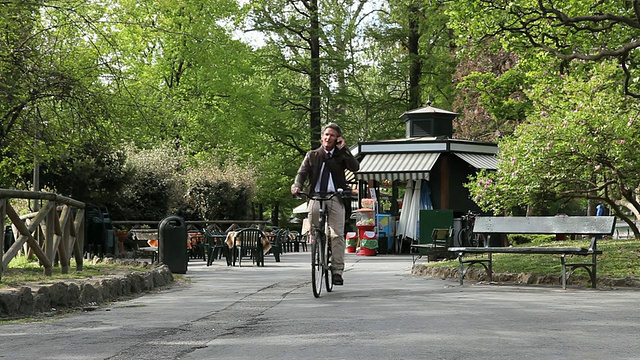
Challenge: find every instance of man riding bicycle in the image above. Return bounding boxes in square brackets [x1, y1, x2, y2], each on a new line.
[291, 123, 360, 286]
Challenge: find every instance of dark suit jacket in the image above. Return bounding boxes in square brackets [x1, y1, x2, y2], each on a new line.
[293, 146, 360, 195]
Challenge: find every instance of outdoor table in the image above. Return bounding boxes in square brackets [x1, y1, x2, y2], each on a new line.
[137, 246, 158, 263]
[225, 230, 271, 254]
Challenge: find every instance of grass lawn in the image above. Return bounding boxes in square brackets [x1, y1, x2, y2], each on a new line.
[0, 256, 152, 289]
[422, 238, 640, 279]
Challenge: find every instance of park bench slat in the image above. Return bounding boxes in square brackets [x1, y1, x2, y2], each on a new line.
[448, 246, 602, 254]
[473, 216, 616, 235]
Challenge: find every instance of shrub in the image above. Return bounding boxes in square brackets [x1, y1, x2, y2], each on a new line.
[180, 156, 258, 221]
[106, 145, 259, 222]
[508, 234, 556, 245]
[107, 144, 186, 221]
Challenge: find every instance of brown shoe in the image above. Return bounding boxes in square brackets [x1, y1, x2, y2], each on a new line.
[332, 274, 343, 285]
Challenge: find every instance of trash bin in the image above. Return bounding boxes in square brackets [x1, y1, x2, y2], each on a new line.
[4, 226, 15, 252]
[85, 204, 107, 258]
[100, 205, 116, 255]
[158, 215, 188, 274]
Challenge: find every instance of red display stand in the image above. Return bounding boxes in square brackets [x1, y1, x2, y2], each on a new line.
[355, 208, 375, 239]
[356, 247, 376, 256]
[356, 230, 377, 256]
[356, 225, 375, 240]
[355, 206, 377, 256]
[346, 232, 357, 253]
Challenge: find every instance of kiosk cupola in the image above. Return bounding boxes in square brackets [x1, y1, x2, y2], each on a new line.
[400, 101, 457, 138]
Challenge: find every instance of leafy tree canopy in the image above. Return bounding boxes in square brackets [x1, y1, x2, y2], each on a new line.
[467, 61, 640, 234]
[447, 0, 640, 98]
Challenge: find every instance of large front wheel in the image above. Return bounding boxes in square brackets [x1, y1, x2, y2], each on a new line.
[325, 241, 333, 293]
[311, 235, 324, 298]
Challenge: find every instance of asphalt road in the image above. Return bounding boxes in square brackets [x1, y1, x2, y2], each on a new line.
[1, 251, 639, 360]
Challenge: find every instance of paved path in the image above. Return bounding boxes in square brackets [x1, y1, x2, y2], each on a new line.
[1, 252, 639, 359]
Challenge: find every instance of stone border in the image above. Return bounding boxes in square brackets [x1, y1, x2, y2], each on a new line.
[0, 264, 174, 319]
[412, 263, 640, 288]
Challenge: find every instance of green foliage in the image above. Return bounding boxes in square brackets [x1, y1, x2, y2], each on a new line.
[508, 234, 555, 245]
[9, 0, 640, 235]
[180, 156, 258, 221]
[0, 2, 124, 189]
[110, 168, 176, 221]
[38, 144, 128, 204]
[107, 144, 185, 221]
[362, 0, 457, 112]
[447, 0, 640, 141]
[447, 2, 640, 231]
[466, 61, 640, 224]
[104, 144, 260, 222]
[454, 63, 531, 141]
[183, 180, 252, 221]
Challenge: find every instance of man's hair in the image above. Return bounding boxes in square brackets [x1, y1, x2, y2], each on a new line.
[322, 122, 343, 137]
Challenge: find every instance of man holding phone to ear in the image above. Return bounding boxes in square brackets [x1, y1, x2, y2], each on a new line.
[291, 122, 360, 285]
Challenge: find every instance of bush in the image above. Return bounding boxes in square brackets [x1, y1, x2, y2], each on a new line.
[110, 169, 176, 220]
[107, 144, 186, 221]
[106, 146, 259, 222]
[180, 157, 258, 221]
[39, 143, 128, 204]
[508, 234, 556, 245]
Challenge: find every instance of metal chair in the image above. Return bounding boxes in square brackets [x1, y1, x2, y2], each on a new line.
[290, 230, 307, 252]
[232, 228, 265, 267]
[187, 230, 206, 260]
[411, 227, 454, 264]
[267, 229, 286, 262]
[204, 228, 231, 266]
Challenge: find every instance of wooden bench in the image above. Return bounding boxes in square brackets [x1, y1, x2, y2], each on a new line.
[411, 227, 454, 264]
[448, 216, 616, 289]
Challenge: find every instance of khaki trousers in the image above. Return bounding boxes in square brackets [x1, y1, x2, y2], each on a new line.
[307, 196, 345, 275]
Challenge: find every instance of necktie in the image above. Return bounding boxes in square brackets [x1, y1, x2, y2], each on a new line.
[319, 152, 331, 192]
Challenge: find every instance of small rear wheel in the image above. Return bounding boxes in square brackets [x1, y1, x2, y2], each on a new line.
[311, 233, 324, 298]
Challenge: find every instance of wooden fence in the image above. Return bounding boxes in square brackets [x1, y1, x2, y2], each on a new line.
[0, 189, 85, 281]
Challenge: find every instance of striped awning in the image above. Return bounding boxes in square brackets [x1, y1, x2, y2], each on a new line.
[454, 153, 498, 170]
[355, 153, 440, 182]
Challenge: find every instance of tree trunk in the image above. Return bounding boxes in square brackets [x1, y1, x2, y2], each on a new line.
[408, 4, 421, 109]
[309, 0, 321, 149]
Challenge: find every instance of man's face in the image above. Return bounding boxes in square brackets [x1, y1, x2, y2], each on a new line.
[321, 127, 339, 151]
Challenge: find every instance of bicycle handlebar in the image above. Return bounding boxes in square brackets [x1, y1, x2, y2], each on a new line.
[461, 210, 480, 220]
[295, 189, 347, 202]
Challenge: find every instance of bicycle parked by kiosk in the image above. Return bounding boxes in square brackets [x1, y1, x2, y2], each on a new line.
[457, 210, 486, 247]
[296, 189, 345, 298]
